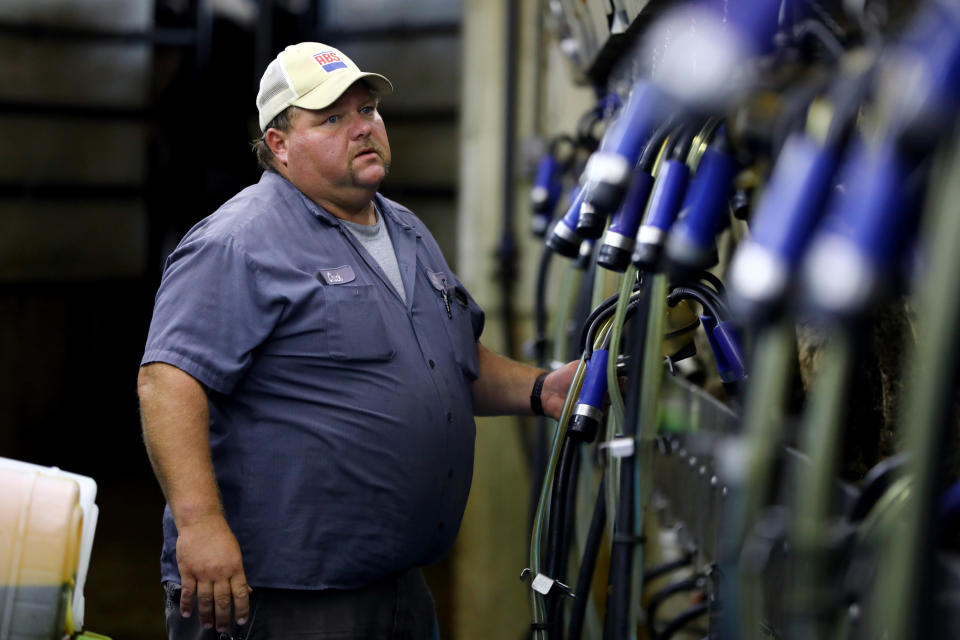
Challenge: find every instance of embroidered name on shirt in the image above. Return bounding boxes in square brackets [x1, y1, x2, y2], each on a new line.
[317, 265, 356, 285]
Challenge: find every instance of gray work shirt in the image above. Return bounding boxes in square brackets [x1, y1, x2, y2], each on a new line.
[141, 171, 484, 590]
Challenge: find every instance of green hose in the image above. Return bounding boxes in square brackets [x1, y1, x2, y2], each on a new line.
[633, 273, 669, 635]
[606, 265, 638, 431]
[875, 135, 960, 640]
[790, 331, 854, 640]
[723, 322, 795, 640]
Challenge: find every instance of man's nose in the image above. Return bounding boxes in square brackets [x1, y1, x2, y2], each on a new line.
[350, 116, 372, 138]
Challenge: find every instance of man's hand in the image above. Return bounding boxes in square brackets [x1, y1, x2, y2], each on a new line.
[176, 513, 251, 632]
[539, 360, 579, 421]
[138, 362, 249, 633]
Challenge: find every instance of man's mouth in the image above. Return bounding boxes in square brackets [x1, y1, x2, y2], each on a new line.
[356, 148, 381, 160]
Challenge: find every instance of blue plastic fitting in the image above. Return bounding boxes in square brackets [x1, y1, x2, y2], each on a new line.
[890, 3, 960, 138]
[545, 186, 586, 258]
[568, 349, 610, 443]
[530, 153, 564, 237]
[802, 139, 908, 316]
[665, 145, 738, 272]
[632, 159, 690, 270]
[941, 478, 960, 525]
[597, 170, 656, 272]
[582, 81, 664, 217]
[728, 134, 838, 317]
[724, 0, 786, 54]
[710, 318, 747, 382]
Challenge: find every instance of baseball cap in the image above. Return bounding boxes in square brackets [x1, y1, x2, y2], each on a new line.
[256, 42, 394, 131]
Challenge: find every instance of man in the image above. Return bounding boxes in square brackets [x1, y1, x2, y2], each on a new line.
[138, 42, 575, 639]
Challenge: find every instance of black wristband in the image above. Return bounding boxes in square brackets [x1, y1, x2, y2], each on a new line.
[530, 371, 549, 417]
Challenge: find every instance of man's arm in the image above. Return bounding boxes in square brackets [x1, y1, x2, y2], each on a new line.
[471, 342, 577, 420]
[137, 362, 250, 633]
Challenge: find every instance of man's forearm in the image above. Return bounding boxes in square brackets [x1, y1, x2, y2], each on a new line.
[138, 362, 222, 526]
[471, 342, 544, 416]
[471, 342, 578, 420]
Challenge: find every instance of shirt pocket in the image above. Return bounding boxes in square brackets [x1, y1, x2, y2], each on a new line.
[322, 284, 397, 361]
[425, 272, 479, 380]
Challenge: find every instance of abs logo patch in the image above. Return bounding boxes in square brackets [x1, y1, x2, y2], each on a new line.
[313, 51, 347, 73]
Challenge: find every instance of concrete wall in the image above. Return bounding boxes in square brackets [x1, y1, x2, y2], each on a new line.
[455, 1, 594, 636]
[0, 0, 152, 282]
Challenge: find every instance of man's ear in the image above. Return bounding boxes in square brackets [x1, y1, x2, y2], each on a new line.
[265, 128, 289, 166]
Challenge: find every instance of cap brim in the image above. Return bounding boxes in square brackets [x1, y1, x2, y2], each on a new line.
[291, 71, 393, 113]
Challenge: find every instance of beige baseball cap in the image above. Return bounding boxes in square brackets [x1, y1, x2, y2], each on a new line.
[256, 42, 393, 131]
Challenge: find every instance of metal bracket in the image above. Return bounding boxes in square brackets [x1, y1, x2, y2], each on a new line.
[520, 568, 576, 598]
[599, 436, 636, 463]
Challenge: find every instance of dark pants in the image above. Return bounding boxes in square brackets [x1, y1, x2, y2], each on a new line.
[164, 568, 440, 640]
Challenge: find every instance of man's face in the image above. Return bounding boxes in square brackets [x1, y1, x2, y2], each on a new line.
[277, 82, 392, 211]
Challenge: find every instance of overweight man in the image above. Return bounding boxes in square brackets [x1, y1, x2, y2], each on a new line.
[137, 41, 575, 639]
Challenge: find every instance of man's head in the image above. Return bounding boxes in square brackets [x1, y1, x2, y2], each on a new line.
[253, 43, 394, 218]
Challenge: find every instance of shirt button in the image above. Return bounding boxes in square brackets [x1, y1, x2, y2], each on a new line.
[446, 412, 453, 423]
[429, 359, 435, 368]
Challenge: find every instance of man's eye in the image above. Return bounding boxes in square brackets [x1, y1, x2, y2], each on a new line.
[361, 106, 375, 115]
[325, 115, 339, 124]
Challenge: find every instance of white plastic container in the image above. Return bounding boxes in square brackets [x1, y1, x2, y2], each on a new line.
[0, 457, 99, 638]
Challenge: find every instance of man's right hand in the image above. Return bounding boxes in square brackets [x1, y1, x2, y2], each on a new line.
[175, 513, 251, 633]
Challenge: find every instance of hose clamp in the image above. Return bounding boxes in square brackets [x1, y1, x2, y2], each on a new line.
[602, 230, 635, 251]
[574, 403, 604, 422]
[586, 152, 631, 186]
[637, 224, 666, 246]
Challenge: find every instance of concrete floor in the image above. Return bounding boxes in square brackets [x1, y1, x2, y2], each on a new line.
[82, 473, 168, 639]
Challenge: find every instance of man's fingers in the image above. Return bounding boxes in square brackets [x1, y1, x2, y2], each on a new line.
[230, 573, 251, 625]
[213, 579, 233, 632]
[196, 580, 215, 629]
[179, 575, 196, 618]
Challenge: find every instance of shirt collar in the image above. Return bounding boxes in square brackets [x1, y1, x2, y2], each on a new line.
[261, 171, 412, 231]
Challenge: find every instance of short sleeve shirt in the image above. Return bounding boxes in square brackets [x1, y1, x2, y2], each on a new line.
[141, 172, 484, 590]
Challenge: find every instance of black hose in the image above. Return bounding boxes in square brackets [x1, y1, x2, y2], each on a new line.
[545, 437, 580, 638]
[669, 120, 703, 162]
[529, 415, 549, 537]
[578, 283, 635, 354]
[667, 286, 727, 322]
[529, 247, 555, 535]
[534, 247, 554, 367]
[640, 120, 676, 174]
[605, 280, 653, 639]
[657, 602, 709, 640]
[581, 289, 644, 357]
[643, 554, 694, 584]
[575, 106, 604, 153]
[644, 576, 706, 640]
[597, 299, 645, 353]
[793, 17, 846, 60]
[568, 250, 600, 356]
[578, 293, 620, 349]
[693, 269, 726, 296]
[567, 476, 608, 640]
[498, 0, 519, 358]
[552, 446, 583, 638]
[684, 281, 733, 320]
